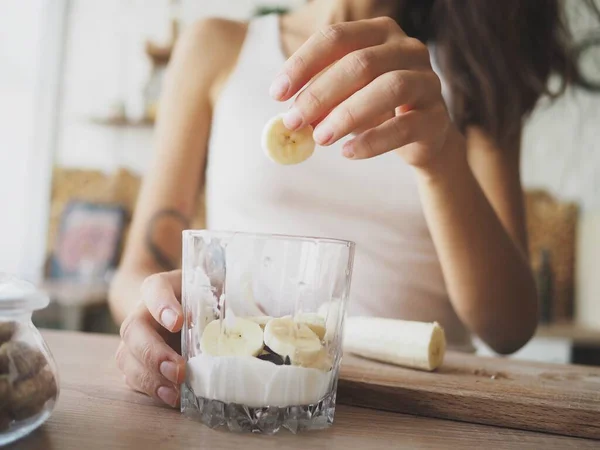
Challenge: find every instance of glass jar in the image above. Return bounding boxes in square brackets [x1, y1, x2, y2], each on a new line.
[0, 274, 59, 446]
[181, 231, 355, 434]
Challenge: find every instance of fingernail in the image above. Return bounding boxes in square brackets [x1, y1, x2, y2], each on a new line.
[313, 124, 333, 145]
[157, 386, 178, 407]
[160, 361, 179, 384]
[282, 108, 303, 130]
[160, 308, 178, 331]
[342, 142, 355, 159]
[269, 73, 290, 100]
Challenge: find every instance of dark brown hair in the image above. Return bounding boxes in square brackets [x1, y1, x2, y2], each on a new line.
[398, 0, 600, 148]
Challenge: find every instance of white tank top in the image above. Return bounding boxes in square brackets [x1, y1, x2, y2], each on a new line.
[205, 14, 474, 351]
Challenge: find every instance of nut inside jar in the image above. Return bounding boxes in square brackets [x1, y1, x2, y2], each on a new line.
[0, 321, 58, 430]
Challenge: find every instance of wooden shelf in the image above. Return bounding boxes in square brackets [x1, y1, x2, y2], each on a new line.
[87, 116, 154, 128]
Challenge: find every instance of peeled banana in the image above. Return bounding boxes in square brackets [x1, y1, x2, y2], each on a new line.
[343, 317, 446, 371]
[261, 114, 315, 165]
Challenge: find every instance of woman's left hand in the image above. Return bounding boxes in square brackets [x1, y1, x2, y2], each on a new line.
[269, 17, 462, 169]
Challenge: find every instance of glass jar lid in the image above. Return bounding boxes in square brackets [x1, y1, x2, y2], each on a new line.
[0, 273, 49, 312]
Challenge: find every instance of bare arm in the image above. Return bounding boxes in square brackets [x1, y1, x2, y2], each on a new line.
[108, 19, 246, 325]
[415, 127, 538, 354]
[266, 18, 538, 354]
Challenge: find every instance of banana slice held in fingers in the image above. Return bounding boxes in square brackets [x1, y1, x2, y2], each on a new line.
[201, 318, 264, 357]
[262, 115, 315, 165]
[263, 317, 322, 364]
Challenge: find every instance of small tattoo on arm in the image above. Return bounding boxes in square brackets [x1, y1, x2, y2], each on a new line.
[145, 209, 190, 271]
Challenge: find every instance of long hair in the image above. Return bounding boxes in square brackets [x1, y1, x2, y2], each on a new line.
[397, 0, 600, 148]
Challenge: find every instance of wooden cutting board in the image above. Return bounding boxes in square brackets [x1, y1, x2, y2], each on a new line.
[337, 352, 600, 440]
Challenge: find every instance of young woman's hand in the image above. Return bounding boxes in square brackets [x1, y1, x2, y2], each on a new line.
[270, 17, 462, 170]
[115, 270, 186, 407]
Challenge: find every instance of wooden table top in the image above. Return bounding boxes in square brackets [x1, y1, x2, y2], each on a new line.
[10, 330, 598, 449]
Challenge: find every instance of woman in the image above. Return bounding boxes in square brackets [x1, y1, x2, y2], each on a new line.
[109, 0, 595, 407]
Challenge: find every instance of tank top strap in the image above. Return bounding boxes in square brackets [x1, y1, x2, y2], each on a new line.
[232, 13, 285, 80]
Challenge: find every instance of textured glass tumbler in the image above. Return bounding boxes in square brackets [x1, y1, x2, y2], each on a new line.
[181, 231, 355, 434]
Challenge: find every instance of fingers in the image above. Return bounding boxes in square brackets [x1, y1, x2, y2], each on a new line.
[313, 70, 441, 145]
[117, 270, 187, 408]
[141, 270, 183, 332]
[342, 106, 448, 160]
[119, 306, 186, 385]
[116, 343, 180, 407]
[282, 42, 408, 132]
[279, 36, 432, 134]
[270, 18, 394, 102]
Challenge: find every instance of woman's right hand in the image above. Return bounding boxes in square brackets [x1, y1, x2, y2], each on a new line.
[115, 270, 186, 407]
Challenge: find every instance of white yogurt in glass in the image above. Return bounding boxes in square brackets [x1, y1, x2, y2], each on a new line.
[187, 354, 334, 408]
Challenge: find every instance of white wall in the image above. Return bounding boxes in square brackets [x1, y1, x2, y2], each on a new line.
[3, 0, 600, 282]
[522, 88, 600, 212]
[0, 0, 46, 278]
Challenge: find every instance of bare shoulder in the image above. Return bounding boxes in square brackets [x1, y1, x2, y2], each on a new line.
[170, 17, 248, 100]
[181, 17, 247, 54]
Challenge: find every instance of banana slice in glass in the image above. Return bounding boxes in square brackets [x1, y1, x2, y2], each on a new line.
[294, 313, 326, 340]
[263, 317, 322, 364]
[200, 318, 264, 357]
[247, 315, 273, 329]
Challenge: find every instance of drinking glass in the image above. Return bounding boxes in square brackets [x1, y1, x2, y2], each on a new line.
[181, 230, 354, 434]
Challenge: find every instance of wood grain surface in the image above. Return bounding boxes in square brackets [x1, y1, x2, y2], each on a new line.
[8, 330, 598, 449]
[338, 351, 600, 440]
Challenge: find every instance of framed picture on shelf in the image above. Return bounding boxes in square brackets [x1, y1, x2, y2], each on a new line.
[49, 201, 127, 280]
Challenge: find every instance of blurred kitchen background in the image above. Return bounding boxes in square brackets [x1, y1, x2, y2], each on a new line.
[1, 0, 599, 365]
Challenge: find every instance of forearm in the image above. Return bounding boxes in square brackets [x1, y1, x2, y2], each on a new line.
[414, 131, 538, 354]
[108, 267, 154, 326]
